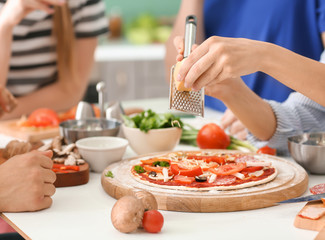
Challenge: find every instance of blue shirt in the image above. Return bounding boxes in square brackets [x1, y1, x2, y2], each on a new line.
[203, 0, 325, 112]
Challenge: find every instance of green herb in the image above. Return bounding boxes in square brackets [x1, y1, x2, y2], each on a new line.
[105, 171, 114, 178]
[152, 161, 170, 167]
[122, 109, 183, 133]
[134, 165, 145, 174]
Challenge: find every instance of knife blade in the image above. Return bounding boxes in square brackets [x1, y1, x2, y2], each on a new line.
[277, 193, 325, 204]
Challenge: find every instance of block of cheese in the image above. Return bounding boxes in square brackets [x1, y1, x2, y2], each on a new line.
[173, 59, 192, 92]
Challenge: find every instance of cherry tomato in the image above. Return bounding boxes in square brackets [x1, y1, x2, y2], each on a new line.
[256, 146, 276, 155]
[23, 108, 60, 127]
[209, 162, 246, 176]
[142, 210, 164, 233]
[197, 123, 230, 149]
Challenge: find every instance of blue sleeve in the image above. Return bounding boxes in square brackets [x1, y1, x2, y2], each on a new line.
[317, 0, 325, 32]
[247, 93, 325, 155]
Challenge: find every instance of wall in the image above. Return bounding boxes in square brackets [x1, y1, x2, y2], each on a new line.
[103, 0, 181, 24]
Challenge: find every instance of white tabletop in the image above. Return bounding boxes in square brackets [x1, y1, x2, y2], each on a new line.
[0, 98, 323, 240]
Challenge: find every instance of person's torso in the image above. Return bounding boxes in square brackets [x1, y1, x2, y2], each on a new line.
[203, 0, 324, 111]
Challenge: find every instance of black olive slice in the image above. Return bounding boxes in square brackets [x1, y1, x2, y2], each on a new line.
[195, 176, 207, 182]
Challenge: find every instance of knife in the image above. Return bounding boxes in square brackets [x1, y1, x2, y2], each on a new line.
[277, 193, 325, 204]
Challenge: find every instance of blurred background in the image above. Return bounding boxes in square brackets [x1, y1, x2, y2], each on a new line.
[85, 0, 181, 103]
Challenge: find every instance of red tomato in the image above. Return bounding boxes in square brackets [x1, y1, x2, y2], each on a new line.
[142, 210, 164, 233]
[23, 108, 60, 127]
[209, 162, 246, 176]
[170, 164, 203, 177]
[173, 175, 195, 184]
[197, 123, 230, 149]
[256, 146, 276, 155]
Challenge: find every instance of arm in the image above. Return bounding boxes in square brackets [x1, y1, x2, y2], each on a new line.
[1, 37, 97, 119]
[176, 36, 325, 107]
[206, 77, 277, 141]
[0, 150, 56, 212]
[164, 0, 205, 81]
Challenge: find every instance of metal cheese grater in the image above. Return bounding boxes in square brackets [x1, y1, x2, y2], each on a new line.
[169, 15, 204, 117]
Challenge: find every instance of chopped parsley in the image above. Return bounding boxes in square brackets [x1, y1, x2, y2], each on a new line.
[134, 165, 145, 174]
[105, 171, 114, 178]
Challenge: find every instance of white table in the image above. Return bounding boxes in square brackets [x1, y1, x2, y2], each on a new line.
[0, 98, 323, 240]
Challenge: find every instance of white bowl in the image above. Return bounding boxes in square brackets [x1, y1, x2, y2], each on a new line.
[76, 136, 128, 173]
[122, 124, 182, 155]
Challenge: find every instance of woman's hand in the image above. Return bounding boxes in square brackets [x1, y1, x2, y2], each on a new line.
[0, 0, 66, 28]
[220, 109, 248, 140]
[174, 36, 266, 91]
[0, 86, 17, 117]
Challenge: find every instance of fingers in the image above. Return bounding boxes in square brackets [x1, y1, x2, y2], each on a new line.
[37, 151, 54, 169]
[220, 109, 237, 129]
[43, 183, 56, 197]
[0, 87, 17, 113]
[37, 196, 53, 211]
[178, 43, 212, 88]
[42, 168, 56, 184]
[229, 120, 248, 140]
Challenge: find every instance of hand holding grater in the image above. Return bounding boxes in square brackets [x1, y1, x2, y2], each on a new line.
[169, 15, 204, 117]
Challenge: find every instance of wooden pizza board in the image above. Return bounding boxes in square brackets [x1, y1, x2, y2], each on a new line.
[0, 119, 59, 142]
[294, 201, 325, 239]
[0, 149, 89, 188]
[101, 150, 309, 212]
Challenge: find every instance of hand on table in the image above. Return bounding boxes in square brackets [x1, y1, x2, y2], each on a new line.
[0, 150, 56, 212]
[221, 109, 248, 140]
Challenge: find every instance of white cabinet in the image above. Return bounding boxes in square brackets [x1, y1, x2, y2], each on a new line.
[90, 43, 169, 103]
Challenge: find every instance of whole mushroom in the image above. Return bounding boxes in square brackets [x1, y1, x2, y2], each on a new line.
[111, 195, 145, 233]
[132, 190, 158, 211]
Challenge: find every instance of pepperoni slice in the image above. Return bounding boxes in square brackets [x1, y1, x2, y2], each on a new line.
[310, 183, 325, 195]
[214, 176, 236, 186]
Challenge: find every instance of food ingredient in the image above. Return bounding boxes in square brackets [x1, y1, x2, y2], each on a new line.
[196, 123, 230, 149]
[21, 108, 60, 127]
[111, 195, 145, 233]
[132, 190, 158, 211]
[122, 109, 183, 133]
[256, 146, 276, 155]
[181, 123, 261, 153]
[142, 210, 164, 233]
[310, 183, 325, 195]
[3, 140, 32, 159]
[173, 59, 191, 92]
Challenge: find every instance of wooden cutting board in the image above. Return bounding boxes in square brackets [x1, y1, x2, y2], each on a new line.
[0, 149, 89, 188]
[0, 119, 59, 142]
[101, 150, 309, 212]
[294, 201, 325, 239]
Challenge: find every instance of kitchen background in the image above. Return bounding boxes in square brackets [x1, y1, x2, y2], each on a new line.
[84, 0, 181, 103]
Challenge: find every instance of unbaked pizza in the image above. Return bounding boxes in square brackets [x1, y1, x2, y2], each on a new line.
[131, 151, 277, 191]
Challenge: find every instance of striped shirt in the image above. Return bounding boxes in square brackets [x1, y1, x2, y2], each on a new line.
[0, 0, 108, 96]
[247, 92, 325, 155]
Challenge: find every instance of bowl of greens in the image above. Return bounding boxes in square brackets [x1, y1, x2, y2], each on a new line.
[122, 109, 183, 155]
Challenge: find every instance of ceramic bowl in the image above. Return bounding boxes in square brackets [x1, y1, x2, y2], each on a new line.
[76, 136, 128, 173]
[288, 132, 325, 174]
[60, 118, 121, 143]
[122, 124, 182, 155]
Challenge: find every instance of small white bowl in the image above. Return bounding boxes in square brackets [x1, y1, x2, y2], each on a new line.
[122, 124, 182, 155]
[76, 136, 128, 173]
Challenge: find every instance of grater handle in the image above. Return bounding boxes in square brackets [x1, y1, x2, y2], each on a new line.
[184, 15, 197, 58]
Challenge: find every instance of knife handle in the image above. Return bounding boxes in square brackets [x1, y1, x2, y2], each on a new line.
[183, 15, 197, 58]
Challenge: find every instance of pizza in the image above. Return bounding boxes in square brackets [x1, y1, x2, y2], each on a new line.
[130, 151, 277, 191]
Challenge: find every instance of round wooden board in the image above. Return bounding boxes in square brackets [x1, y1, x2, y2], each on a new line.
[0, 149, 89, 188]
[101, 150, 309, 212]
